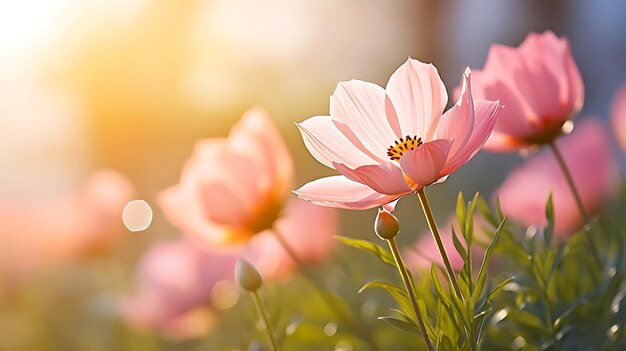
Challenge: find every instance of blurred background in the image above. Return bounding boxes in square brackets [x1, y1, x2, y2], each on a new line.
[0, 0, 625, 350]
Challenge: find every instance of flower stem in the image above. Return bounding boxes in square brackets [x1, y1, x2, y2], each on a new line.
[417, 189, 464, 300]
[251, 290, 280, 351]
[270, 228, 380, 351]
[387, 237, 434, 351]
[548, 142, 601, 265]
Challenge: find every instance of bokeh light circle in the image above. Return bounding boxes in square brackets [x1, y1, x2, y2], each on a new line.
[122, 200, 153, 232]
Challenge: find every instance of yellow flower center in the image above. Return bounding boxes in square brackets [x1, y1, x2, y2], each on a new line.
[387, 135, 422, 161]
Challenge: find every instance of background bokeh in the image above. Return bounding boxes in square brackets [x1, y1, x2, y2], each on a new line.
[1, 0, 625, 349]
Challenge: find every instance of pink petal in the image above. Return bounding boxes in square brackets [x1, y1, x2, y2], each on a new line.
[198, 182, 255, 228]
[229, 108, 294, 196]
[564, 39, 584, 115]
[297, 116, 377, 169]
[400, 139, 453, 187]
[468, 32, 584, 150]
[610, 83, 626, 152]
[442, 99, 501, 174]
[294, 176, 403, 210]
[385, 95, 402, 138]
[436, 68, 474, 162]
[386, 59, 448, 140]
[333, 162, 411, 195]
[158, 183, 235, 244]
[329, 80, 398, 155]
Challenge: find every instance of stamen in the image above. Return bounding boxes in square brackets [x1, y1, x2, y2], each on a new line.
[387, 135, 422, 161]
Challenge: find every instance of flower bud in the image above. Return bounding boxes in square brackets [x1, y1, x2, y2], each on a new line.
[235, 259, 263, 292]
[374, 209, 400, 240]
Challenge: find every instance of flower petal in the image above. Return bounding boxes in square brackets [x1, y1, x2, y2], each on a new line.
[329, 80, 398, 155]
[297, 116, 376, 169]
[333, 162, 411, 195]
[386, 58, 448, 140]
[436, 68, 474, 161]
[294, 176, 403, 210]
[400, 139, 453, 186]
[229, 108, 294, 198]
[442, 99, 501, 174]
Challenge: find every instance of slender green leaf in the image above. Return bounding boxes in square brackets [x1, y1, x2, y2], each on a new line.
[472, 217, 507, 303]
[335, 236, 395, 267]
[545, 194, 554, 245]
[452, 227, 469, 263]
[457, 192, 466, 232]
[359, 281, 413, 319]
[378, 316, 419, 334]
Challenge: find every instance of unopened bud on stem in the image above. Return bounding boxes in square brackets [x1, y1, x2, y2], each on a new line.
[374, 208, 400, 240]
[235, 259, 263, 292]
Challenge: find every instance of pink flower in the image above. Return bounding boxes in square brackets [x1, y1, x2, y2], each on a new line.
[120, 239, 236, 339]
[294, 58, 501, 210]
[468, 31, 584, 151]
[0, 169, 134, 279]
[610, 82, 626, 152]
[495, 119, 617, 238]
[404, 216, 485, 272]
[159, 108, 293, 245]
[158, 108, 338, 280]
[121, 200, 337, 339]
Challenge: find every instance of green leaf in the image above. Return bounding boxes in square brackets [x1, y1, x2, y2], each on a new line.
[472, 217, 507, 303]
[457, 192, 466, 232]
[359, 281, 413, 320]
[437, 334, 456, 351]
[544, 194, 555, 245]
[465, 192, 480, 244]
[335, 236, 395, 267]
[452, 227, 469, 263]
[477, 276, 514, 314]
[477, 196, 499, 229]
[378, 316, 420, 334]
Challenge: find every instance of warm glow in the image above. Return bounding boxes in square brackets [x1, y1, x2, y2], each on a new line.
[210, 280, 240, 310]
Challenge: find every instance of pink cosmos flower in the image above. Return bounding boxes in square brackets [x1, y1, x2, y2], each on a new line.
[158, 108, 337, 279]
[159, 108, 293, 245]
[120, 239, 236, 339]
[610, 82, 626, 152]
[122, 197, 336, 339]
[496, 119, 617, 238]
[404, 216, 486, 272]
[0, 169, 134, 279]
[467, 31, 584, 151]
[294, 58, 501, 210]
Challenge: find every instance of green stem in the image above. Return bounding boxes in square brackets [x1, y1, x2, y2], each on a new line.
[251, 290, 280, 351]
[270, 228, 380, 351]
[387, 237, 434, 351]
[417, 189, 464, 300]
[548, 142, 601, 265]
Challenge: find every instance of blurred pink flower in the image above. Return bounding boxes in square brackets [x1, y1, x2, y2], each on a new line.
[496, 119, 617, 238]
[120, 239, 236, 339]
[158, 108, 337, 280]
[404, 216, 485, 272]
[610, 83, 626, 152]
[122, 198, 336, 339]
[295, 58, 501, 210]
[0, 169, 135, 278]
[467, 31, 584, 151]
[159, 108, 293, 245]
